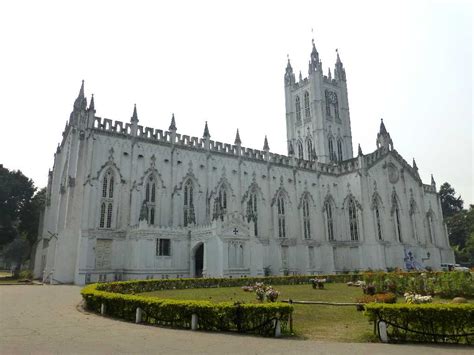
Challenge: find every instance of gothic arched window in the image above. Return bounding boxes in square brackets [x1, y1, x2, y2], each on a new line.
[247, 192, 258, 236]
[328, 137, 335, 162]
[213, 185, 228, 221]
[183, 179, 195, 227]
[277, 195, 286, 238]
[427, 212, 435, 244]
[392, 194, 402, 242]
[337, 139, 343, 162]
[373, 197, 383, 241]
[306, 139, 313, 160]
[348, 198, 359, 241]
[325, 202, 334, 241]
[295, 96, 301, 122]
[304, 91, 310, 118]
[302, 195, 311, 239]
[100, 169, 115, 229]
[297, 141, 304, 160]
[145, 175, 157, 225]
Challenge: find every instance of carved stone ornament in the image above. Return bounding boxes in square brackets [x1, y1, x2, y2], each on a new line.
[387, 163, 399, 184]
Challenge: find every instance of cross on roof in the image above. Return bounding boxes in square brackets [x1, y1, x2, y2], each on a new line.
[233, 227, 239, 235]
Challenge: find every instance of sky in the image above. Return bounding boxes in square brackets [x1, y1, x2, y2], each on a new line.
[0, 0, 472, 205]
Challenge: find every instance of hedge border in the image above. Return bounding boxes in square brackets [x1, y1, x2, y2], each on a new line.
[364, 303, 474, 344]
[81, 280, 294, 337]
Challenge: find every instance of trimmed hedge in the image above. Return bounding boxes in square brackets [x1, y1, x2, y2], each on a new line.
[81, 282, 293, 336]
[364, 303, 474, 344]
[95, 274, 364, 295]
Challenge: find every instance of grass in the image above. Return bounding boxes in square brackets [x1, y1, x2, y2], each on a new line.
[140, 283, 376, 342]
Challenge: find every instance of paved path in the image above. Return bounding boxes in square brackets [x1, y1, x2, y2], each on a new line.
[0, 285, 471, 354]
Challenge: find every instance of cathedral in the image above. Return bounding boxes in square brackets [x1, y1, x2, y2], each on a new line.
[33, 40, 454, 285]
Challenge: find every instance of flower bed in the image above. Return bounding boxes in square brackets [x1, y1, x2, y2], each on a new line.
[81, 280, 293, 337]
[364, 303, 474, 344]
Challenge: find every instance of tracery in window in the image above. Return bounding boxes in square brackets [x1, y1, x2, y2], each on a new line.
[304, 91, 310, 118]
[302, 195, 311, 239]
[213, 185, 227, 221]
[328, 137, 336, 162]
[295, 96, 301, 122]
[337, 139, 343, 162]
[100, 169, 115, 229]
[348, 198, 359, 241]
[325, 202, 334, 241]
[247, 192, 258, 236]
[183, 179, 195, 227]
[145, 175, 157, 225]
[277, 195, 286, 238]
[307, 139, 313, 160]
[297, 141, 304, 159]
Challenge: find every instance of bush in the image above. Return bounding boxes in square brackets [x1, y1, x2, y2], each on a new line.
[82, 281, 292, 337]
[356, 293, 397, 304]
[364, 303, 474, 344]
[19, 269, 33, 280]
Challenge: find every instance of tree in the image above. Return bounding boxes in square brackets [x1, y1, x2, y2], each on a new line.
[446, 205, 474, 265]
[0, 165, 36, 246]
[19, 187, 46, 247]
[439, 182, 464, 218]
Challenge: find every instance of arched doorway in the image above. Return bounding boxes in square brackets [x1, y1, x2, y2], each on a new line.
[194, 243, 204, 278]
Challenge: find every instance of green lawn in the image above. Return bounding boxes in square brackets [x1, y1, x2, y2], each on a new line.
[140, 283, 376, 342]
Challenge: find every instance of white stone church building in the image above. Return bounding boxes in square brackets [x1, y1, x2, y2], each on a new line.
[34, 40, 454, 285]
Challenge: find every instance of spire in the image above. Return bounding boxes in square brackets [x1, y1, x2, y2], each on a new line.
[431, 174, 436, 186]
[169, 113, 177, 131]
[284, 55, 295, 86]
[334, 49, 346, 81]
[263, 135, 270, 151]
[412, 158, 418, 170]
[358, 144, 363, 156]
[380, 118, 387, 134]
[309, 37, 320, 73]
[328, 67, 332, 80]
[88, 94, 95, 111]
[234, 129, 241, 145]
[131, 104, 138, 123]
[203, 121, 210, 138]
[73, 80, 87, 111]
[299, 71, 303, 82]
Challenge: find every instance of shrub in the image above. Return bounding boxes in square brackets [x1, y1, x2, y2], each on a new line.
[19, 269, 33, 280]
[364, 303, 474, 344]
[82, 281, 292, 337]
[356, 293, 397, 304]
[404, 293, 432, 304]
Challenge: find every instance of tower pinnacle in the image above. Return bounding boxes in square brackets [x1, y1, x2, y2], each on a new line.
[263, 135, 270, 151]
[131, 104, 138, 123]
[169, 113, 177, 131]
[203, 121, 210, 138]
[234, 129, 241, 145]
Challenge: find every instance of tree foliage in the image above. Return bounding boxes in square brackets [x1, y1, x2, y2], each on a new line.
[0, 165, 44, 248]
[439, 182, 464, 218]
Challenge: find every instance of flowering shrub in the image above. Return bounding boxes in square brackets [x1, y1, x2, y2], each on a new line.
[404, 292, 433, 304]
[265, 288, 280, 302]
[241, 286, 254, 292]
[309, 278, 326, 289]
[356, 292, 397, 304]
[242, 282, 280, 302]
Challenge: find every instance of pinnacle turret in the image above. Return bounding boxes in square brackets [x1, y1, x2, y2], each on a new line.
[131, 104, 138, 123]
[334, 49, 346, 81]
[284, 56, 295, 86]
[234, 129, 241, 145]
[380, 118, 387, 135]
[169, 113, 177, 131]
[376, 118, 394, 150]
[412, 158, 418, 170]
[431, 174, 436, 187]
[203, 121, 210, 138]
[263, 136, 270, 151]
[88, 94, 95, 112]
[358, 144, 363, 156]
[73, 80, 87, 111]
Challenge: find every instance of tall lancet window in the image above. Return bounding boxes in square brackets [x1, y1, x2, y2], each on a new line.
[213, 186, 227, 221]
[302, 195, 311, 239]
[392, 194, 402, 242]
[183, 180, 195, 227]
[427, 212, 435, 244]
[100, 169, 115, 229]
[373, 199, 383, 241]
[307, 139, 313, 160]
[145, 175, 157, 225]
[247, 192, 258, 237]
[348, 198, 359, 241]
[297, 141, 304, 159]
[277, 195, 286, 238]
[328, 137, 335, 162]
[295, 96, 301, 122]
[337, 139, 343, 162]
[325, 202, 334, 241]
[304, 91, 310, 118]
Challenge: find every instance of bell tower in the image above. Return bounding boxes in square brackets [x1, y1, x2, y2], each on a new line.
[284, 41, 353, 164]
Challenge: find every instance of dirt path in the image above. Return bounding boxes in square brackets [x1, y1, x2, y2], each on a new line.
[0, 285, 470, 354]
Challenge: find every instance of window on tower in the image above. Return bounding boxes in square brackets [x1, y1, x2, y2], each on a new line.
[99, 169, 115, 229]
[304, 91, 310, 118]
[337, 139, 343, 161]
[295, 96, 301, 122]
[302, 194, 311, 239]
[145, 175, 157, 226]
[297, 141, 304, 159]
